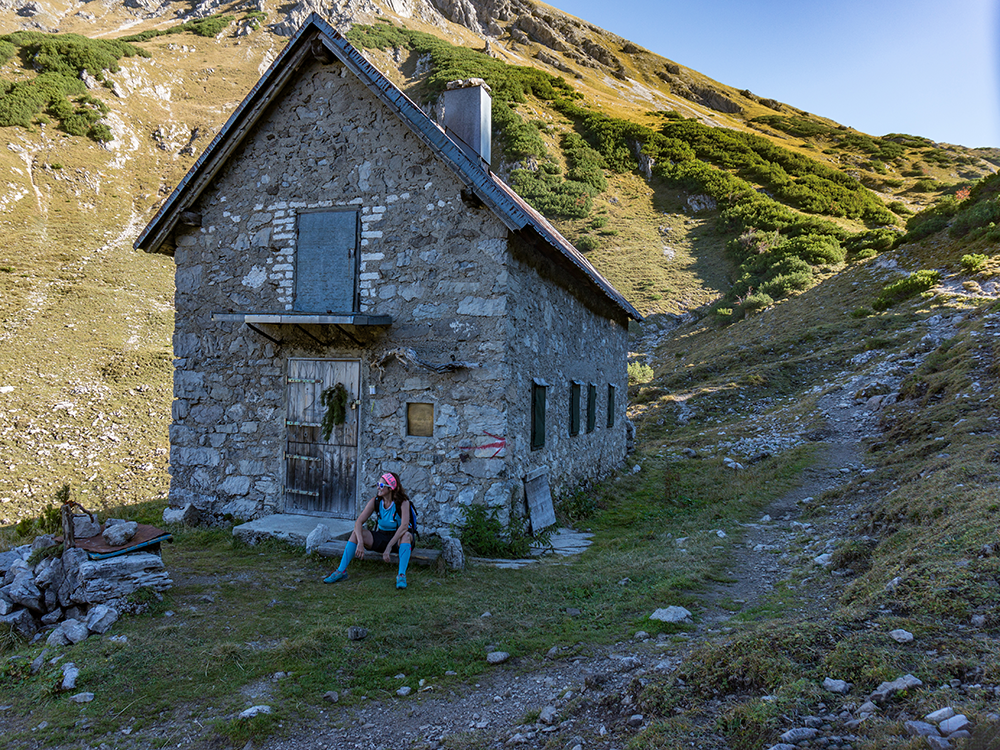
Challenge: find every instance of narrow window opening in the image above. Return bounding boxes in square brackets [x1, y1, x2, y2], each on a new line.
[531, 380, 547, 450]
[569, 381, 582, 436]
[586, 383, 597, 433]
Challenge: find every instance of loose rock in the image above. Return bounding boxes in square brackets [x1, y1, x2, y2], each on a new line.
[103, 521, 138, 547]
[939, 714, 970, 735]
[780, 727, 818, 743]
[61, 663, 79, 691]
[239, 705, 271, 719]
[347, 626, 368, 641]
[649, 606, 692, 623]
[889, 628, 914, 643]
[822, 677, 851, 694]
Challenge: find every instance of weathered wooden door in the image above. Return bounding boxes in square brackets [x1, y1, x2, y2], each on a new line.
[284, 359, 360, 518]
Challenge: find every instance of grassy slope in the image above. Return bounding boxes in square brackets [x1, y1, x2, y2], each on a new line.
[1, 3, 1000, 747]
[0, 12, 279, 523]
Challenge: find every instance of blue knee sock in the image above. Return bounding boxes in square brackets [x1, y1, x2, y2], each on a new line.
[397, 543, 412, 576]
[338, 541, 357, 571]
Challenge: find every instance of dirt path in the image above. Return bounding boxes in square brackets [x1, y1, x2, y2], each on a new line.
[699, 384, 878, 627]
[255, 382, 879, 750]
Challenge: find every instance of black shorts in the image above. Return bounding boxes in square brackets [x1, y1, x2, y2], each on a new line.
[370, 529, 398, 554]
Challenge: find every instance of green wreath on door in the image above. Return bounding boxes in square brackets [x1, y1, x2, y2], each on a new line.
[320, 382, 349, 441]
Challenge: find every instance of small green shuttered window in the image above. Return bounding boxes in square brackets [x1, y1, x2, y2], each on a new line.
[295, 209, 359, 313]
[531, 380, 547, 450]
[607, 384, 617, 428]
[586, 383, 597, 433]
[569, 381, 582, 436]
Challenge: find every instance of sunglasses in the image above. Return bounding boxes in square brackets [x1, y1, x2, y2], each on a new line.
[378, 482, 389, 489]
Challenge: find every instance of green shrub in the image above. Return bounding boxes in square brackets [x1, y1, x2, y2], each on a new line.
[873, 269, 941, 311]
[0, 39, 15, 64]
[968, 172, 1000, 204]
[738, 291, 774, 314]
[961, 254, 987, 273]
[88, 122, 113, 142]
[628, 361, 654, 385]
[905, 214, 948, 242]
[717, 698, 782, 750]
[781, 234, 845, 265]
[684, 625, 832, 695]
[950, 198, 1000, 239]
[0, 32, 132, 140]
[121, 14, 234, 42]
[183, 15, 234, 37]
[512, 164, 595, 218]
[348, 23, 598, 218]
[556, 489, 599, 524]
[14, 497, 62, 539]
[846, 227, 899, 254]
[912, 179, 939, 193]
[751, 114, 834, 139]
[822, 634, 903, 688]
[759, 271, 813, 299]
[457, 504, 545, 558]
[2, 31, 148, 79]
[561, 131, 607, 193]
[576, 235, 599, 251]
[712, 307, 734, 322]
[494, 103, 546, 160]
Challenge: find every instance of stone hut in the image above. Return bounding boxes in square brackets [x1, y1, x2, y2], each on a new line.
[135, 15, 642, 537]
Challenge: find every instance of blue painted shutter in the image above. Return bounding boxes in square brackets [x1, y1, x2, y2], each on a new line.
[295, 210, 358, 313]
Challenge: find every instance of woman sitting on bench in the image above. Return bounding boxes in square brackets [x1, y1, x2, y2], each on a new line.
[324, 471, 413, 589]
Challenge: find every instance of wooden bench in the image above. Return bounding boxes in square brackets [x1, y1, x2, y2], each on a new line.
[315, 539, 442, 570]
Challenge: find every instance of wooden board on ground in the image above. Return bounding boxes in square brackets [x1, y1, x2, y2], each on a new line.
[524, 466, 556, 532]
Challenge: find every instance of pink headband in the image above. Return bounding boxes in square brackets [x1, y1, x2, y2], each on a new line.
[380, 473, 397, 490]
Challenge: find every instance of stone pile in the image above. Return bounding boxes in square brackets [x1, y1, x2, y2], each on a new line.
[764, 673, 999, 750]
[0, 533, 172, 643]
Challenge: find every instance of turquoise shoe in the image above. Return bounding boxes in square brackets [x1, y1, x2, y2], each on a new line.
[324, 570, 348, 584]
[396, 574, 407, 589]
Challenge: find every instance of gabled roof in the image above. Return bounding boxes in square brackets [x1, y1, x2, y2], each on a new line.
[134, 14, 642, 323]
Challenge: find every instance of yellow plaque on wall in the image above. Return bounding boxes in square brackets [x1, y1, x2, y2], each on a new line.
[407, 403, 434, 437]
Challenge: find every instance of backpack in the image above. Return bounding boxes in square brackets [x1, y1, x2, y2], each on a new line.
[367, 498, 419, 539]
[403, 501, 419, 539]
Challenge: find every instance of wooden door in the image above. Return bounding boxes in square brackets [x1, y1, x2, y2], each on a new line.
[285, 359, 360, 517]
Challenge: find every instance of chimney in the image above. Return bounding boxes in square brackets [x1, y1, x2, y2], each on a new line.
[440, 78, 492, 166]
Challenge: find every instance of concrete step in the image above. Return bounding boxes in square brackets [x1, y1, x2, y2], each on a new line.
[232, 514, 355, 546]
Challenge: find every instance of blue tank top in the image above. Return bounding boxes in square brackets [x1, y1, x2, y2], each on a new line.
[376, 501, 400, 532]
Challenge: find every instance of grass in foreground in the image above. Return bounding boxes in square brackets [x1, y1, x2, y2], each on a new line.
[0, 443, 805, 747]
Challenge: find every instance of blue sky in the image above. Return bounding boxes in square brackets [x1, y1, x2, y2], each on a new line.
[549, 0, 999, 149]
